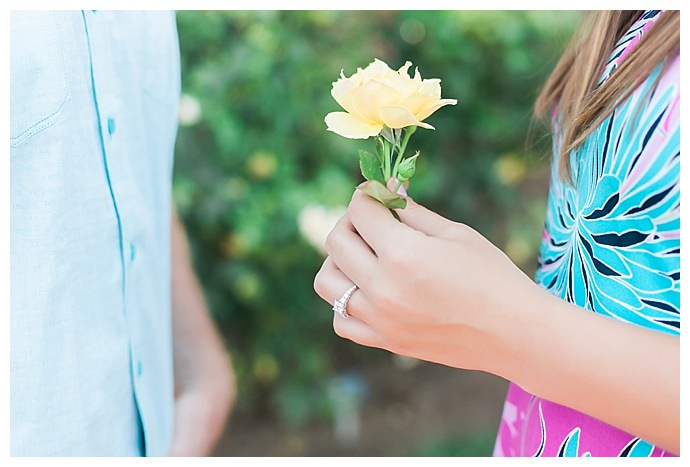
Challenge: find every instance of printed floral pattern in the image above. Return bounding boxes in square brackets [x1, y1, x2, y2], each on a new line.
[494, 10, 679, 457]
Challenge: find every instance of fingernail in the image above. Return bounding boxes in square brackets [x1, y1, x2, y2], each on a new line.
[386, 177, 408, 197]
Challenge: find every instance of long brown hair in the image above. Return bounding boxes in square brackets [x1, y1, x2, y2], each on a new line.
[534, 10, 680, 183]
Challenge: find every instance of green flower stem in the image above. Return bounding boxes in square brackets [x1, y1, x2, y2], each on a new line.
[391, 126, 415, 181]
[392, 179, 403, 195]
[382, 137, 391, 180]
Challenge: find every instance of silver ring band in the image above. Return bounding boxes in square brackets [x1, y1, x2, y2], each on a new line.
[332, 284, 358, 319]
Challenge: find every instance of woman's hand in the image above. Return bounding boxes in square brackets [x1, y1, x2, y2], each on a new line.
[314, 189, 544, 376]
[314, 190, 680, 453]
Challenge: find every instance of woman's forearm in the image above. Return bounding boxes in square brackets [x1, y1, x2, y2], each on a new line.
[496, 288, 680, 454]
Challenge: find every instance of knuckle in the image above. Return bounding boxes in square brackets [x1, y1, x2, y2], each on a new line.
[370, 287, 397, 312]
[324, 230, 340, 256]
[313, 269, 326, 298]
[383, 243, 414, 272]
[452, 221, 476, 239]
[442, 225, 463, 241]
[346, 201, 360, 226]
[332, 318, 348, 338]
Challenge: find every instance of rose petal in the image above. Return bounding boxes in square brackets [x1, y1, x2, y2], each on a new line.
[386, 72, 420, 97]
[362, 59, 396, 81]
[398, 93, 438, 118]
[418, 78, 443, 98]
[325, 112, 383, 139]
[378, 106, 435, 130]
[351, 80, 403, 123]
[331, 76, 359, 114]
[397, 61, 413, 76]
[415, 98, 458, 122]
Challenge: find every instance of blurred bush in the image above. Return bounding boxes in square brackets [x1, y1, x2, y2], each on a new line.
[173, 10, 579, 426]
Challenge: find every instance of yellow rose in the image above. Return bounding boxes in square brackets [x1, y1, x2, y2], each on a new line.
[325, 59, 457, 139]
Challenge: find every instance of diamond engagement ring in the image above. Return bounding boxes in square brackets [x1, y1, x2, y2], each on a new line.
[332, 284, 358, 319]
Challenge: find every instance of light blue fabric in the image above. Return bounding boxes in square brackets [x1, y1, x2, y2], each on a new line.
[10, 10, 180, 456]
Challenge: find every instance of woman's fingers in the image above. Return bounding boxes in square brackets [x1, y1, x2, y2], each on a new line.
[333, 311, 385, 349]
[346, 189, 416, 255]
[396, 196, 459, 239]
[323, 211, 379, 291]
[313, 257, 385, 348]
[347, 189, 460, 257]
[314, 256, 367, 317]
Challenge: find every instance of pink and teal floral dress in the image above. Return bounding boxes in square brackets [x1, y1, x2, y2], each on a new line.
[493, 10, 679, 457]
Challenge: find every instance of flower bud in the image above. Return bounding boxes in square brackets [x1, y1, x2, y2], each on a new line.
[397, 152, 420, 181]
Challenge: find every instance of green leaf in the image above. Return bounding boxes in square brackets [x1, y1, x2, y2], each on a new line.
[356, 180, 407, 210]
[359, 149, 384, 183]
[375, 137, 385, 166]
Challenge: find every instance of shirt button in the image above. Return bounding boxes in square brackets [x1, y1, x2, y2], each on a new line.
[107, 117, 116, 136]
[129, 243, 137, 262]
[136, 360, 143, 377]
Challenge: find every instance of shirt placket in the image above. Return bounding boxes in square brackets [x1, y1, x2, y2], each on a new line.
[81, 8, 146, 448]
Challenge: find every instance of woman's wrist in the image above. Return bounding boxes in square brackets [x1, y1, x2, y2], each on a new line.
[480, 278, 557, 385]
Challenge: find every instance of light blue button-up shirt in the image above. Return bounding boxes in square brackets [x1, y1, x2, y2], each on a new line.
[10, 11, 180, 456]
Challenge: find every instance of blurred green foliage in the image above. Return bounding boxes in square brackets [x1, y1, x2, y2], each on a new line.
[173, 10, 579, 426]
[407, 431, 498, 456]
